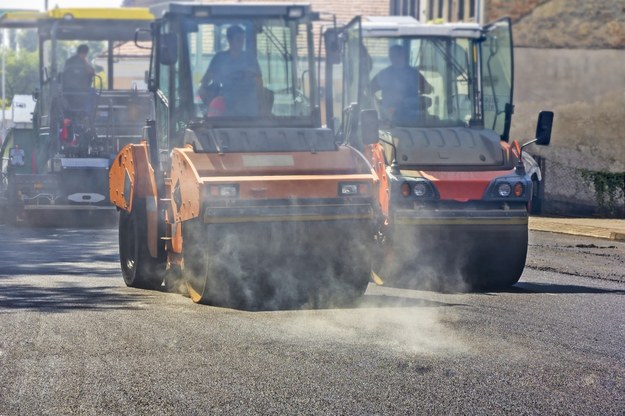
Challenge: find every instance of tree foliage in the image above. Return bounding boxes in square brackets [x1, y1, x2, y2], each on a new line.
[580, 169, 625, 216]
[17, 29, 38, 53]
[2, 50, 39, 108]
[1, 38, 105, 108]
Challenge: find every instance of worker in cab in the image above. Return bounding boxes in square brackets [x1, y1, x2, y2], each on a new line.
[62, 44, 96, 115]
[199, 25, 262, 117]
[370, 44, 433, 122]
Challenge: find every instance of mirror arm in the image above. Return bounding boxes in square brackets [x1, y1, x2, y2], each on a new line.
[515, 138, 538, 176]
[520, 138, 538, 152]
[380, 137, 400, 175]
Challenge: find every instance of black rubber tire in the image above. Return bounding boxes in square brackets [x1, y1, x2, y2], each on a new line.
[182, 219, 246, 307]
[119, 200, 164, 290]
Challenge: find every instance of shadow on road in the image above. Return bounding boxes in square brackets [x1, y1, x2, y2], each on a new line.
[0, 282, 149, 313]
[513, 282, 625, 295]
[0, 226, 119, 278]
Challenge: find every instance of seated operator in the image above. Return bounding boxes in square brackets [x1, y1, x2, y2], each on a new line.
[370, 44, 433, 121]
[62, 44, 96, 112]
[199, 25, 262, 117]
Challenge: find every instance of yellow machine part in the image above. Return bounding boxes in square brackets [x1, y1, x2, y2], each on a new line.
[0, 8, 153, 27]
[47, 8, 153, 20]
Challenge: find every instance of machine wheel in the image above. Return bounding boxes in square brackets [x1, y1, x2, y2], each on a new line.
[118, 200, 164, 290]
[317, 257, 371, 307]
[463, 232, 528, 292]
[164, 264, 186, 294]
[182, 219, 246, 308]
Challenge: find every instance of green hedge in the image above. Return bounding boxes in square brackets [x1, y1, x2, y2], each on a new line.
[580, 170, 625, 216]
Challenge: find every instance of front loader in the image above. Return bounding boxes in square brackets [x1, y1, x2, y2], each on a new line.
[109, 3, 377, 309]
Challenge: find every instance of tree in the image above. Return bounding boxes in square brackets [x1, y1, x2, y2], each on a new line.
[3, 50, 39, 106]
[17, 29, 38, 53]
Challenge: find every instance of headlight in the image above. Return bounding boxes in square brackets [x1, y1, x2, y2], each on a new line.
[209, 184, 239, 198]
[340, 184, 358, 195]
[339, 182, 370, 196]
[413, 182, 428, 197]
[396, 179, 436, 199]
[219, 185, 238, 197]
[497, 183, 512, 197]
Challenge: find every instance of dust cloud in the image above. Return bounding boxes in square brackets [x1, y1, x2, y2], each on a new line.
[180, 218, 373, 310]
[267, 292, 466, 356]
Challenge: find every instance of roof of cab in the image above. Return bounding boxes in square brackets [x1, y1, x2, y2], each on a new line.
[361, 16, 483, 38]
[151, 2, 317, 21]
[0, 8, 153, 29]
[0, 8, 154, 40]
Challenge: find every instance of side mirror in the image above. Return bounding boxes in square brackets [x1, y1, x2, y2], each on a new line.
[32, 89, 39, 102]
[134, 28, 152, 49]
[517, 110, 554, 176]
[159, 33, 178, 66]
[535, 111, 553, 146]
[360, 109, 379, 145]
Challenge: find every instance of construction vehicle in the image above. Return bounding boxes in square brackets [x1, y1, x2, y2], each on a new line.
[108, 3, 377, 309]
[0, 8, 153, 224]
[326, 16, 553, 290]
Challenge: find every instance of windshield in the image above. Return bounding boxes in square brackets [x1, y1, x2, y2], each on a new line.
[42, 39, 151, 91]
[362, 36, 474, 127]
[186, 19, 315, 120]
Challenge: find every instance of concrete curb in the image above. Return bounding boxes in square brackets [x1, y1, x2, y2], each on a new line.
[610, 232, 625, 242]
[529, 217, 625, 242]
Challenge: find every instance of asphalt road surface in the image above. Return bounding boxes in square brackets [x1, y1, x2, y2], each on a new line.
[0, 224, 623, 415]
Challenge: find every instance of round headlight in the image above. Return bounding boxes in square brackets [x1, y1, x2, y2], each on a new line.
[413, 182, 428, 197]
[497, 182, 512, 197]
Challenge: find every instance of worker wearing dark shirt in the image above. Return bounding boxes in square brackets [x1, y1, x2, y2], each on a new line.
[371, 44, 432, 120]
[200, 25, 262, 116]
[62, 44, 96, 116]
[63, 44, 95, 92]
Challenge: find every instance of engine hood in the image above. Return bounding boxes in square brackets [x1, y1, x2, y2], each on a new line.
[173, 144, 372, 177]
[185, 126, 339, 154]
[385, 126, 511, 170]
